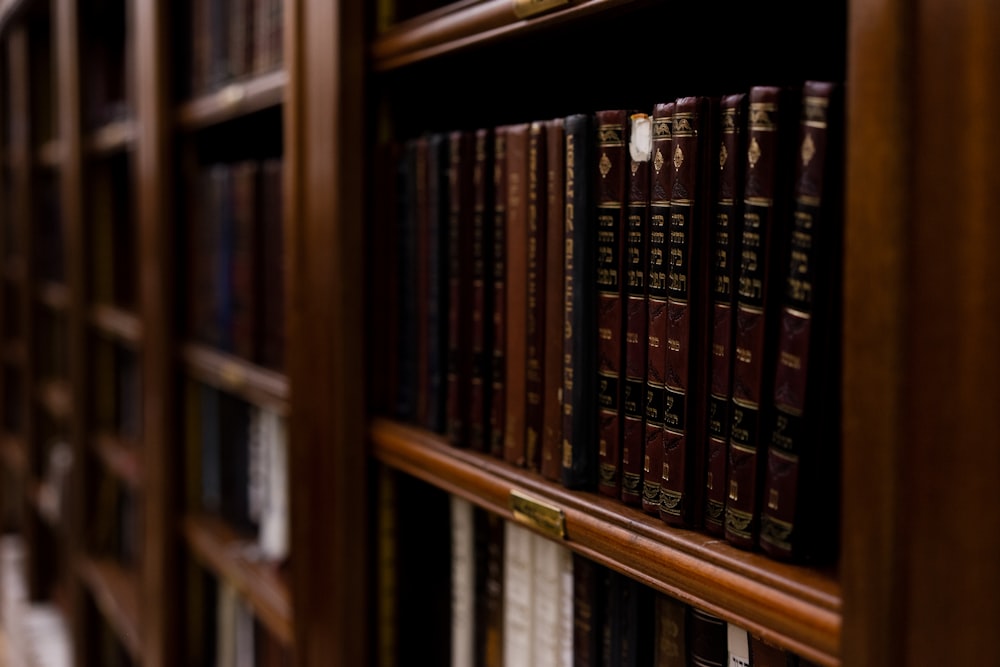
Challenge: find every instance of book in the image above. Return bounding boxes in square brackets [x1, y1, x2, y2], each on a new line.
[259, 159, 285, 371]
[560, 113, 597, 491]
[726, 622, 751, 667]
[230, 160, 260, 361]
[424, 132, 450, 433]
[395, 139, 420, 421]
[541, 118, 566, 482]
[653, 593, 686, 666]
[660, 96, 718, 528]
[725, 86, 796, 550]
[595, 109, 630, 498]
[621, 111, 652, 507]
[451, 495, 475, 667]
[525, 121, 548, 472]
[469, 129, 496, 453]
[489, 127, 509, 459]
[686, 607, 727, 667]
[571, 552, 601, 667]
[642, 102, 674, 515]
[503, 521, 534, 666]
[704, 93, 748, 536]
[503, 123, 530, 467]
[619, 575, 653, 667]
[532, 532, 562, 667]
[759, 81, 844, 563]
[474, 508, 504, 667]
[446, 130, 475, 447]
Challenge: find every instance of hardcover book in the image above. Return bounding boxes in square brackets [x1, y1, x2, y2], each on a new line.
[525, 122, 548, 472]
[489, 127, 509, 459]
[468, 129, 496, 453]
[424, 132, 451, 434]
[759, 81, 844, 563]
[446, 130, 475, 447]
[541, 118, 566, 482]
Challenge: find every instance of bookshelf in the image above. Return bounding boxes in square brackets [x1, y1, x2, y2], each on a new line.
[0, 0, 994, 666]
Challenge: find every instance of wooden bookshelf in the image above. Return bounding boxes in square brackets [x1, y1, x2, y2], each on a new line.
[181, 513, 293, 647]
[180, 342, 289, 415]
[83, 119, 136, 156]
[91, 433, 141, 490]
[76, 556, 142, 662]
[35, 377, 71, 420]
[3, 256, 25, 283]
[2, 339, 25, 366]
[35, 138, 61, 168]
[88, 303, 142, 346]
[0, 433, 28, 475]
[36, 280, 69, 310]
[175, 69, 286, 130]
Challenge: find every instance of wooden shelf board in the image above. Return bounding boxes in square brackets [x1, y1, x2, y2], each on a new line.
[372, 0, 641, 71]
[76, 556, 142, 661]
[180, 343, 288, 414]
[370, 417, 842, 666]
[35, 139, 62, 168]
[92, 432, 142, 489]
[181, 513, 293, 647]
[88, 303, 143, 345]
[175, 69, 286, 130]
[36, 281, 70, 311]
[0, 433, 27, 475]
[3, 256, 25, 283]
[84, 119, 137, 155]
[36, 378, 72, 420]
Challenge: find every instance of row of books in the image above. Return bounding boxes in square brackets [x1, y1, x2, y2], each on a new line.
[185, 381, 290, 562]
[90, 339, 142, 442]
[188, 0, 284, 97]
[391, 489, 819, 667]
[377, 81, 842, 563]
[186, 159, 285, 371]
[88, 153, 136, 310]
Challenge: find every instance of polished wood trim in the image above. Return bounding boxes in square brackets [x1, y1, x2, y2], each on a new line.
[181, 513, 294, 647]
[179, 342, 288, 413]
[371, 0, 642, 70]
[88, 303, 143, 345]
[76, 556, 142, 661]
[175, 69, 286, 130]
[35, 377, 72, 420]
[371, 418, 841, 665]
[91, 432, 142, 490]
[36, 280, 69, 310]
[35, 138, 62, 167]
[84, 118, 137, 155]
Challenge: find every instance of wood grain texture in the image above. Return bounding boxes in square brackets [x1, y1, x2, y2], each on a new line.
[180, 343, 289, 414]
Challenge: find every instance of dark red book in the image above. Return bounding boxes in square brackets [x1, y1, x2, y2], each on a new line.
[259, 159, 285, 372]
[686, 607, 727, 667]
[642, 102, 675, 515]
[759, 81, 843, 563]
[541, 118, 566, 482]
[504, 123, 530, 467]
[621, 111, 652, 507]
[525, 121, 548, 471]
[595, 109, 630, 498]
[425, 133, 450, 434]
[468, 129, 495, 452]
[659, 96, 718, 528]
[231, 160, 259, 361]
[446, 130, 475, 447]
[725, 86, 796, 550]
[703, 94, 748, 535]
[489, 127, 508, 459]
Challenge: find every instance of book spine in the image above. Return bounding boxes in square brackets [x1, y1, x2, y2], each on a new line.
[595, 110, 629, 498]
[503, 521, 534, 666]
[414, 137, 431, 426]
[704, 94, 747, 536]
[759, 81, 843, 562]
[572, 553, 601, 667]
[446, 130, 475, 447]
[504, 124, 531, 467]
[725, 87, 794, 550]
[475, 509, 505, 667]
[727, 623, 751, 667]
[525, 122, 548, 472]
[621, 112, 652, 506]
[619, 576, 653, 667]
[426, 133, 451, 434]
[557, 544, 574, 667]
[642, 103, 675, 515]
[396, 140, 419, 420]
[600, 568, 623, 667]
[451, 496, 475, 667]
[686, 607, 727, 667]
[532, 533, 562, 667]
[653, 593, 687, 666]
[660, 96, 716, 527]
[561, 113, 597, 490]
[490, 128, 508, 458]
[542, 118, 566, 482]
[469, 129, 496, 453]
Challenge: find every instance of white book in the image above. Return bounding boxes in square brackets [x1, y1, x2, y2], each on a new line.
[216, 581, 238, 667]
[557, 544, 574, 667]
[727, 622, 751, 667]
[450, 496, 475, 667]
[532, 534, 561, 667]
[234, 596, 257, 667]
[258, 410, 290, 561]
[503, 521, 534, 667]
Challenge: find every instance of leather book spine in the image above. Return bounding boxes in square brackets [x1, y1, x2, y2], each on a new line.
[704, 93, 748, 535]
[468, 128, 495, 452]
[525, 122, 548, 472]
[620, 577, 653, 667]
[504, 123, 530, 467]
[489, 127, 508, 458]
[561, 113, 597, 490]
[572, 553, 601, 667]
[725, 86, 795, 549]
[396, 138, 421, 421]
[599, 568, 623, 667]
[660, 96, 717, 527]
[686, 607, 727, 667]
[425, 132, 450, 434]
[760, 81, 843, 562]
[642, 103, 674, 515]
[653, 593, 687, 666]
[621, 112, 652, 506]
[595, 109, 629, 498]
[447, 130, 475, 447]
[542, 118, 566, 482]
[414, 137, 431, 426]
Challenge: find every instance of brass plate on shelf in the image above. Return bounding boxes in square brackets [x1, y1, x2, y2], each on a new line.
[511, 0, 569, 20]
[509, 489, 566, 539]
